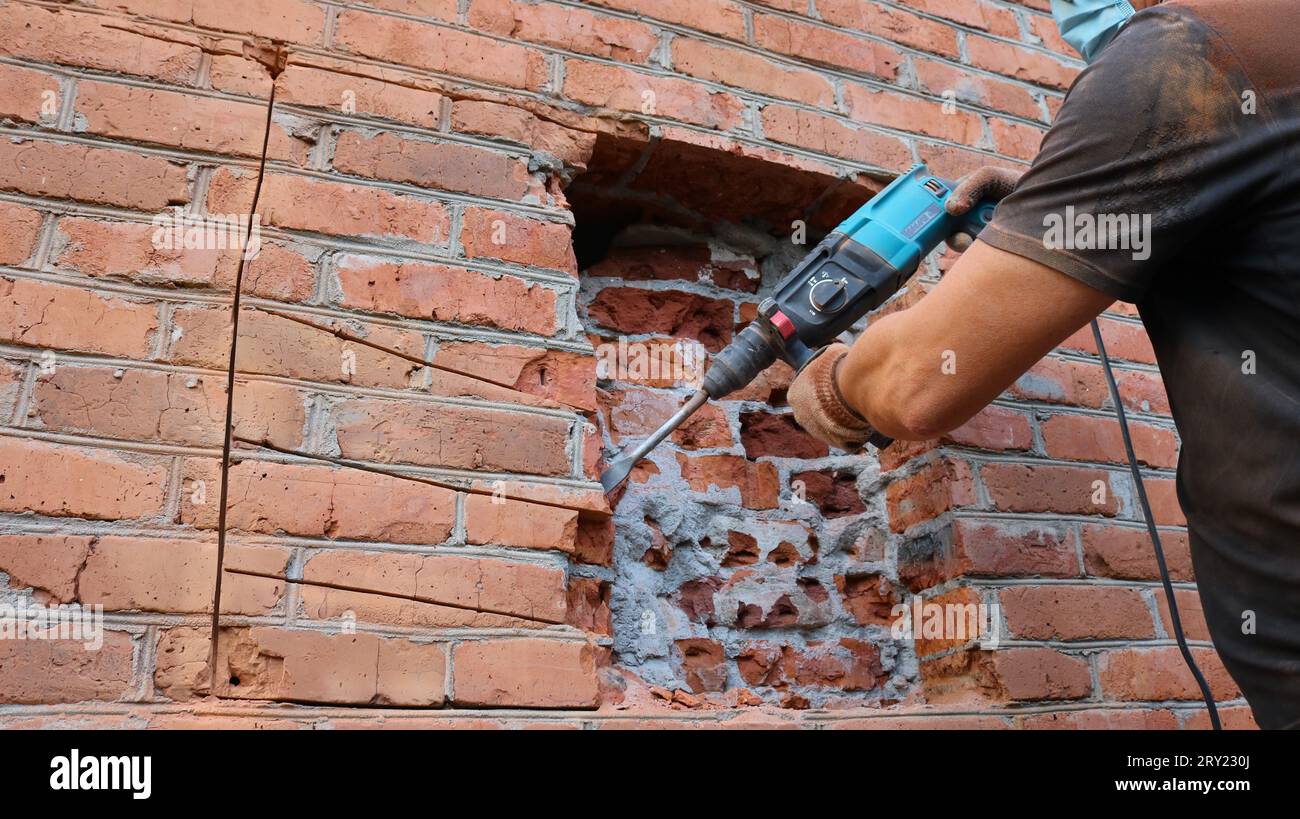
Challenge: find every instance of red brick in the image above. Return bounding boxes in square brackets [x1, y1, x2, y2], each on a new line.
[181, 458, 457, 544]
[917, 141, 1024, 181]
[843, 84, 984, 144]
[206, 166, 258, 214]
[1008, 0, 1052, 13]
[208, 55, 274, 97]
[53, 217, 229, 289]
[966, 35, 1078, 91]
[671, 39, 836, 107]
[792, 468, 865, 518]
[1041, 413, 1178, 468]
[750, 639, 887, 692]
[817, 0, 960, 57]
[460, 207, 576, 273]
[333, 131, 533, 201]
[464, 494, 578, 553]
[1155, 587, 1211, 642]
[1011, 355, 1108, 408]
[110, 0, 328, 45]
[168, 305, 427, 388]
[1021, 708, 1180, 730]
[276, 64, 442, 127]
[332, 396, 574, 476]
[753, 14, 903, 80]
[335, 9, 548, 90]
[602, 389, 730, 447]
[827, 714, 1013, 730]
[0, 437, 168, 521]
[453, 639, 599, 707]
[564, 60, 745, 131]
[748, 0, 807, 10]
[450, 100, 596, 168]
[591, 332, 712, 388]
[990, 117, 1046, 161]
[0, 63, 60, 125]
[953, 519, 1080, 577]
[78, 537, 289, 615]
[672, 401, 733, 449]
[0, 631, 136, 704]
[300, 548, 568, 626]
[1182, 705, 1258, 731]
[676, 453, 780, 509]
[30, 366, 304, 449]
[836, 573, 899, 626]
[913, 56, 1043, 122]
[585, 0, 747, 40]
[346, 0, 459, 18]
[1142, 478, 1186, 526]
[258, 173, 448, 244]
[566, 579, 611, 639]
[0, 4, 201, 84]
[335, 254, 557, 335]
[0, 139, 188, 211]
[761, 105, 913, 169]
[740, 411, 829, 459]
[675, 638, 728, 693]
[886, 457, 977, 532]
[1081, 524, 1193, 582]
[981, 463, 1119, 516]
[896, 0, 1020, 36]
[435, 340, 596, 411]
[1099, 647, 1239, 701]
[1115, 369, 1171, 415]
[1000, 585, 1155, 640]
[1063, 318, 1157, 364]
[471, 0, 658, 62]
[240, 242, 318, 301]
[587, 287, 733, 352]
[0, 360, 21, 421]
[586, 244, 760, 293]
[75, 81, 309, 162]
[923, 647, 1091, 702]
[1029, 12, 1078, 58]
[0, 201, 44, 266]
[945, 405, 1033, 452]
[912, 586, 987, 657]
[157, 626, 447, 705]
[0, 534, 94, 603]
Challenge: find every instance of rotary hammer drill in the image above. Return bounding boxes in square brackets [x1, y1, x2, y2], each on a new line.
[599, 162, 995, 492]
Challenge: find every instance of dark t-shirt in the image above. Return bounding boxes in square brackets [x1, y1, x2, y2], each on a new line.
[979, 0, 1300, 728]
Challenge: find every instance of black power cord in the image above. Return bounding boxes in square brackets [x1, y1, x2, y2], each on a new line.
[1091, 320, 1222, 730]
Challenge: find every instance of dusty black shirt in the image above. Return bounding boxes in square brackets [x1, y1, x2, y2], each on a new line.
[979, 0, 1300, 728]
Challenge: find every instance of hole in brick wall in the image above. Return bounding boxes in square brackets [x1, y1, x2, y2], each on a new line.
[568, 131, 883, 270]
[568, 132, 899, 710]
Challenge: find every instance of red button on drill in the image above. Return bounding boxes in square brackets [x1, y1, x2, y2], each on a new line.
[769, 310, 796, 339]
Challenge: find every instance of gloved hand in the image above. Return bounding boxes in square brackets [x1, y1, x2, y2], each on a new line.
[787, 343, 874, 451]
[945, 166, 1022, 252]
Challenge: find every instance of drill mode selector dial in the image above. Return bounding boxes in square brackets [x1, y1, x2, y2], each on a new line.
[808, 276, 848, 313]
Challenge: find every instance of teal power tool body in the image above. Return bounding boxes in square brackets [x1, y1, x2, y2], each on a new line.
[599, 163, 996, 493]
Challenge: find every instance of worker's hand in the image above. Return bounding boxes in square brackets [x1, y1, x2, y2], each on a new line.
[788, 343, 874, 451]
[945, 166, 1022, 252]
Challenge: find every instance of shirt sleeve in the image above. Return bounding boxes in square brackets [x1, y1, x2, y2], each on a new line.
[977, 7, 1265, 303]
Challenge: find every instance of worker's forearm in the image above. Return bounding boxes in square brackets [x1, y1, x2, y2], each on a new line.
[836, 310, 974, 440]
[834, 243, 1117, 441]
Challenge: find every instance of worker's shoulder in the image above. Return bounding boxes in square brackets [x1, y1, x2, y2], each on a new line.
[1157, 0, 1299, 93]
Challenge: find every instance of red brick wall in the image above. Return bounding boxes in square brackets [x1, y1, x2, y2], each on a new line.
[0, 0, 1251, 727]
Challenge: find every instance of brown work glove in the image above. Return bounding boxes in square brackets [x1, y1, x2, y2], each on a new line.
[944, 166, 1022, 252]
[788, 343, 873, 451]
